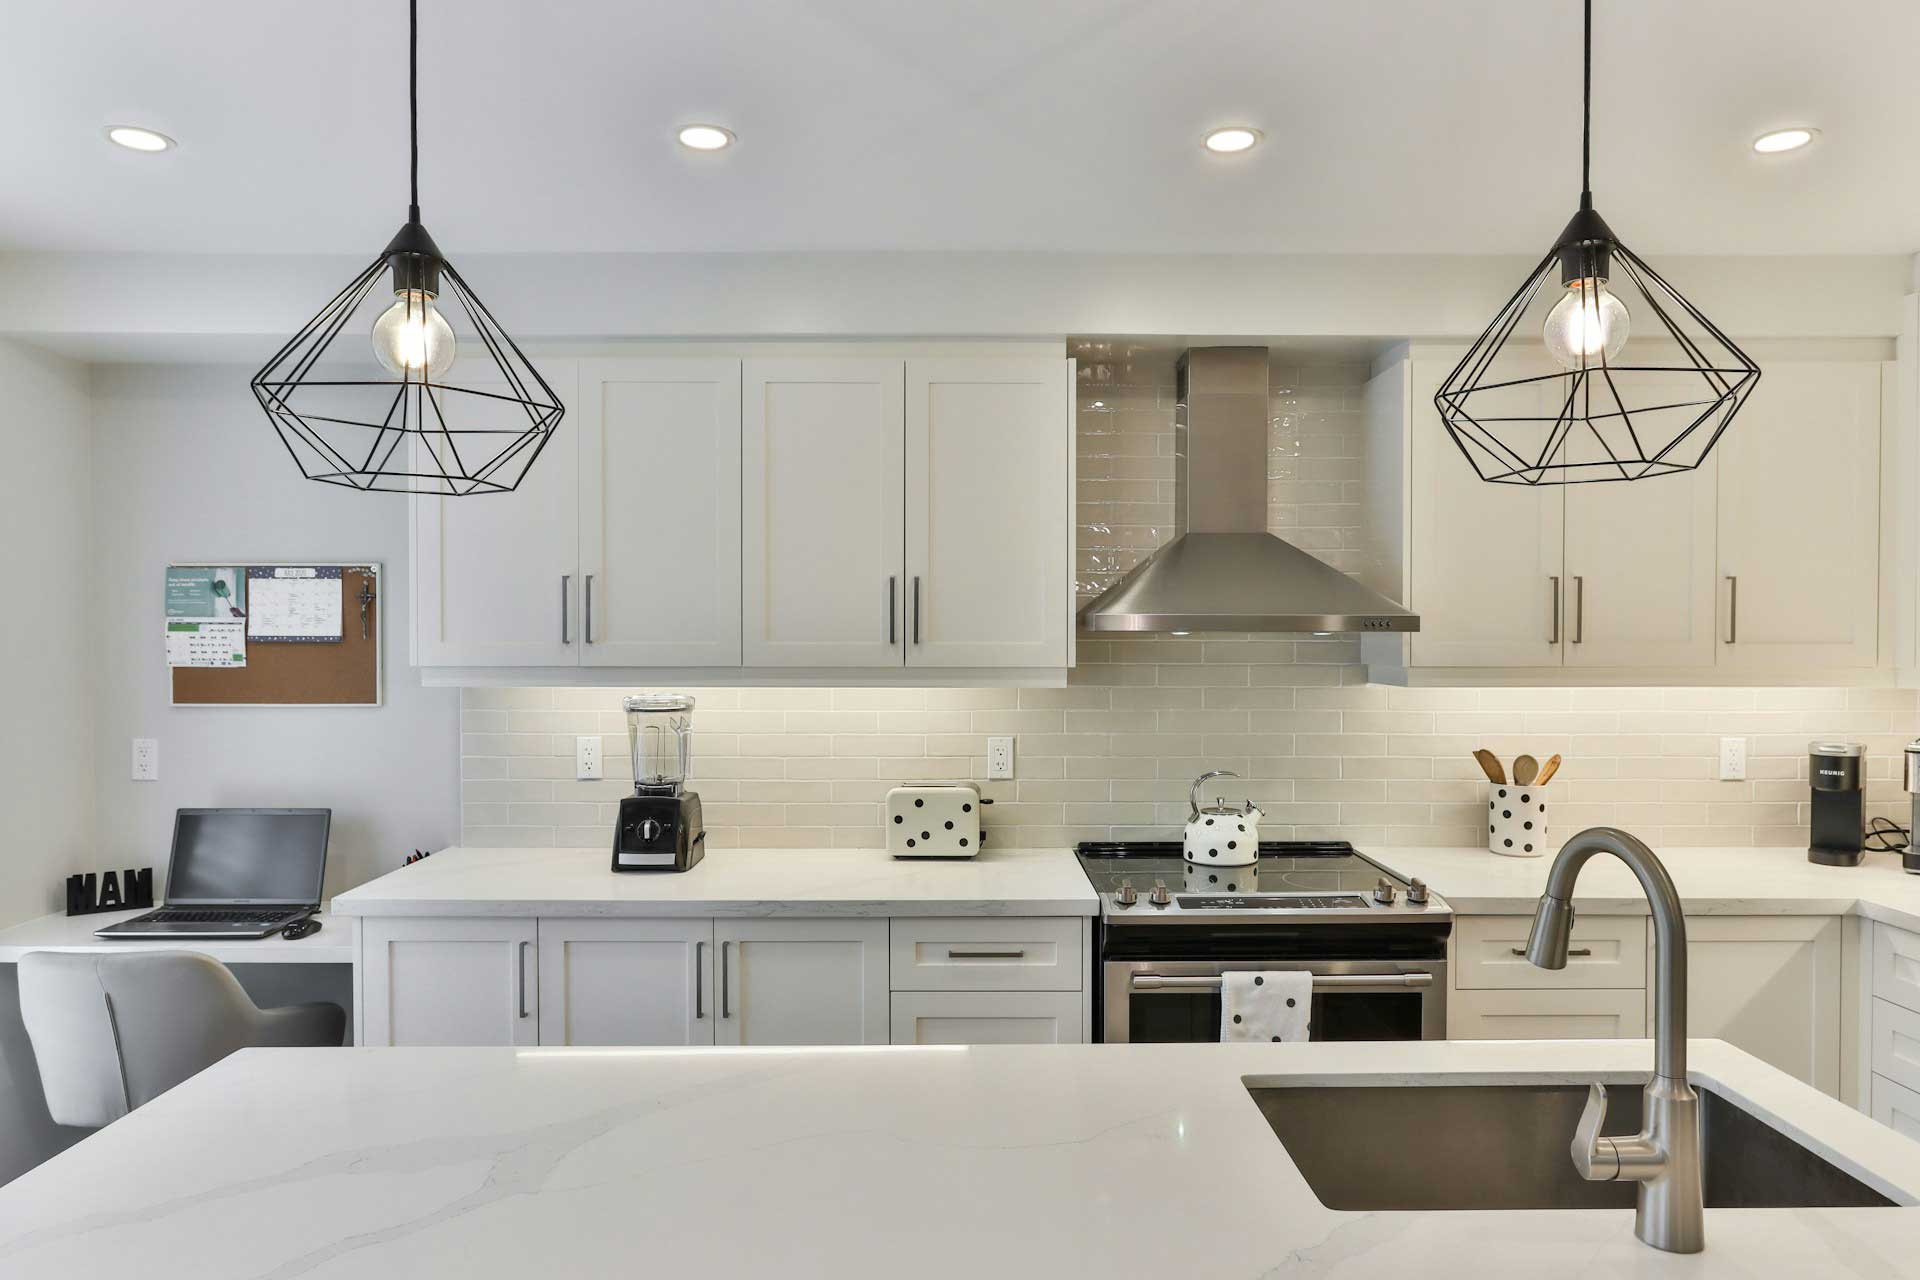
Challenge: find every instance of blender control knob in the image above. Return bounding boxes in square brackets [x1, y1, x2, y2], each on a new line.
[1407, 878, 1430, 905]
[1149, 879, 1173, 907]
[1372, 877, 1397, 906]
[639, 818, 663, 842]
[1114, 880, 1137, 907]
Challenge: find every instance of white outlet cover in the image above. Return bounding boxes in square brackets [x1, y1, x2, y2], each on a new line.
[131, 738, 159, 781]
[1718, 736, 1747, 781]
[986, 736, 1015, 781]
[575, 735, 603, 781]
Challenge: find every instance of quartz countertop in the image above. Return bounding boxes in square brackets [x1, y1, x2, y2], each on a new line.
[2, 1038, 1919, 1278]
[1377, 844, 1920, 928]
[0, 909, 351, 964]
[329, 845, 1098, 918]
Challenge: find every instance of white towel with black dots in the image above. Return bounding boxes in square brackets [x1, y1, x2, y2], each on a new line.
[1220, 971, 1311, 1043]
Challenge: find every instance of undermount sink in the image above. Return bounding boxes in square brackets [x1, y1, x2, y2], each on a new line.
[1248, 1082, 1896, 1212]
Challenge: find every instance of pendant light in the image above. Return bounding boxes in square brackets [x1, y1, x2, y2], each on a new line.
[250, 0, 563, 495]
[1433, 0, 1760, 485]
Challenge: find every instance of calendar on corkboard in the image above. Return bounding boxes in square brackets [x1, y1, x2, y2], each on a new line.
[167, 563, 382, 706]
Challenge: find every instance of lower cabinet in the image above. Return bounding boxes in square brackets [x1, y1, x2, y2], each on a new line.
[1449, 987, 1647, 1040]
[539, 917, 713, 1046]
[1684, 915, 1841, 1095]
[360, 917, 538, 1047]
[890, 990, 1081, 1045]
[714, 918, 889, 1046]
[1872, 1074, 1920, 1140]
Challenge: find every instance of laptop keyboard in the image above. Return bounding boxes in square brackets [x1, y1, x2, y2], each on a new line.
[145, 908, 301, 924]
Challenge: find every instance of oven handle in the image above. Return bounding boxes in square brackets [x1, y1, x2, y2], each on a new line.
[1128, 973, 1433, 992]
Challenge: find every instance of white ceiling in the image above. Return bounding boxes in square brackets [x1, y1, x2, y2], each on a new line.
[3, 0, 1915, 257]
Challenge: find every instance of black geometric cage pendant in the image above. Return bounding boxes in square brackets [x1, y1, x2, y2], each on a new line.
[1433, 0, 1760, 486]
[249, 0, 562, 496]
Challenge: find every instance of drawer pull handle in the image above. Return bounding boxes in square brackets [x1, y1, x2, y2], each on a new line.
[947, 948, 1026, 960]
[1512, 946, 1592, 958]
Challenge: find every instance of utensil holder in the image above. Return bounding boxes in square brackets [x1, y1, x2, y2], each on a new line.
[1488, 783, 1548, 857]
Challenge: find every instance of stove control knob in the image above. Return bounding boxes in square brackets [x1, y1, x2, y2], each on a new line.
[1372, 877, 1397, 906]
[639, 818, 663, 843]
[1114, 881, 1138, 908]
[1406, 878, 1430, 905]
[1149, 880, 1173, 908]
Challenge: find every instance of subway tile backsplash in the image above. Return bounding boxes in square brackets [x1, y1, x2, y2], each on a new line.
[460, 353, 1920, 853]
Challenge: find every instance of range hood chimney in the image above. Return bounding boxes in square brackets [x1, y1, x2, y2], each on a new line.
[1077, 346, 1419, 635]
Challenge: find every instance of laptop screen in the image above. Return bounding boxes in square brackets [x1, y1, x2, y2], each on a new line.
[166, 809, 330, 905]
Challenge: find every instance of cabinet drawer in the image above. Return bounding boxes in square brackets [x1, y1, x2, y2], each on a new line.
[1873, 998, 1920, 1094]
[1872, 1073, 1920, 1143]
[1448, 987, 1646, 1040]
[890, 991, 1083, 1044]
[888, 917, 1083, 991]
[1874, 924, 1920, 1016]
[1455, 915, 1647, 990]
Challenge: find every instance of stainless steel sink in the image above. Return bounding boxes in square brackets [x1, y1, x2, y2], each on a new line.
[1248, 1083, 1895, 1211]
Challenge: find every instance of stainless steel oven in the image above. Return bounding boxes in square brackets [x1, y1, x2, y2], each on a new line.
[1103, 957, 1447, 1043]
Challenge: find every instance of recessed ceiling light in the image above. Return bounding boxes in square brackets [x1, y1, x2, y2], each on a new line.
[1203, 126, 1262, 155]
[1752, 127, 1817, 155]
[105, 125, 175, 153]
[677, 124, 735, 152]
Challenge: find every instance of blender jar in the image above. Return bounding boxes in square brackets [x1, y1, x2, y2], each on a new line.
[624, 694, 694, 793]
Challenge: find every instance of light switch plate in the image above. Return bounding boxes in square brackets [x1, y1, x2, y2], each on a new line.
[986, 736, 1015, 781]
[575, 735, 602, 781]
[1718, 736, 1747, 781]
[131, 738, 159, 781]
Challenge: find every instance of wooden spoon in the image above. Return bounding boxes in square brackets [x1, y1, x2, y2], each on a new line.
[1533, 754, 1564, 786]
[1472, 749, 1507, 785]
[1512, 754, 1539, 786]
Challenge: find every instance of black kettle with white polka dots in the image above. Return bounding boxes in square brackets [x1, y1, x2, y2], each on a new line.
[1183, 769, 1262, 867]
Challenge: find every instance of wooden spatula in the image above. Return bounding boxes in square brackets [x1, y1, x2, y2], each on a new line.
[1533, 754, 1563, 786]
[1472, 749, 1506, 785]
[1512, 754, 1539, 786]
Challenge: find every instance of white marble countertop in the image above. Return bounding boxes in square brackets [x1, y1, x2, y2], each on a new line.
[0, 909, 351, 964]
[2, 1037, 1919, 1278]
[1377, 844, 1920, 929]
[330, 846, 1099, 918]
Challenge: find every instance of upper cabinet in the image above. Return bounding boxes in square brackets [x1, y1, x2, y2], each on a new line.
[411, 349, 1074, 682]
[1368, 345, 1887, 682]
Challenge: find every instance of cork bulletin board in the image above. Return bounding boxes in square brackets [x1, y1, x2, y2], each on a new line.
[168, 563, 382, 706]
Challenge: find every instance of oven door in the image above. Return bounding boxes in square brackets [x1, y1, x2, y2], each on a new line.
[1103, 958, 1446, 1043]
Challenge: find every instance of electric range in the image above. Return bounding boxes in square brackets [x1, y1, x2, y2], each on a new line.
[1075, 840, 1453, 1042]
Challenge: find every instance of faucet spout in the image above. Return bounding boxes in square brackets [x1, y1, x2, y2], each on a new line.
[1524, 827, 1702, 1254]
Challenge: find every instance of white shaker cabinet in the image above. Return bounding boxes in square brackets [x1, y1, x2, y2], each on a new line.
[359, 917, 538, 1047]
[742, 359, 906, 667]
[713, 918, 890, 1046]
[905, 358, 1072, 668]
[411, 360, 581, 666]
[890, 990, 1082, 1045]
[538, 918, 714, 1047]
[1715, 361, 1881, 670]
[1562, 456, 1718, 668]
[578, 359, 742, 667]
[1685, 916, 1842, 1095]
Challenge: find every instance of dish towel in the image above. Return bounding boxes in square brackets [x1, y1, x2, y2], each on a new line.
[1220, 971, 1312, 1043]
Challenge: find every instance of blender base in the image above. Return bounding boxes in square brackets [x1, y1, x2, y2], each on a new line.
[612, 791, 706, 873]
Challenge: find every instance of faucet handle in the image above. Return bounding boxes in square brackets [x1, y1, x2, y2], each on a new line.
[1572, 1082, 1621, 1182]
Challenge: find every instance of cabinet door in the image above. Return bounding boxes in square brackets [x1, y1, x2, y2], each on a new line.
[1684, 915, 1841, 1095]
[360, 917, 537, 1046]
[905, 359, 1070, 668]
[1716, 362, 1880, 670]
[578, 360, 742, 667]
[1408, 354, 1565, 667]
[538, 918, 715, 1046]
[743, 360, 905, 667]
[411, 360, 580, 667]
[1447, 987, 1647, 1040]
[1871, 1073, 1920, 1142]
[1563, 455, 1718, 667]
[890, 991, 1083, 1044]
[714, 918, 889, 1046]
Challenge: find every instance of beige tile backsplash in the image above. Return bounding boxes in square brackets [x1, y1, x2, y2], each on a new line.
[460, 351, 1920, 853]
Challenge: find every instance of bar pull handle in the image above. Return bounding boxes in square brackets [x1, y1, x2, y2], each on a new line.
[887, 576, 897, 645]
[947, 949, 1026, 960]
[913, 576, 922, 645]
[1549, 575, 1561, 644]
[1571, 575, 1584, 644]
[1725, 575, 1738, 644]
[1513, 947, 1592, 958]
[584, 574, 594, 644]
[720, 940, 732, 1019]
[517, 941, 531, 1019]
[1129, 973, 1433, 992]
[695, 940, 706, 1020]
[560, 575, 571, 645]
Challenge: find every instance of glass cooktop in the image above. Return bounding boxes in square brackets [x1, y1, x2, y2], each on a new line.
[1074, 841, 1407, 898]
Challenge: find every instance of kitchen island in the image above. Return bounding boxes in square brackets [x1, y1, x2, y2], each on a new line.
[2, 1038, 1919, 1277]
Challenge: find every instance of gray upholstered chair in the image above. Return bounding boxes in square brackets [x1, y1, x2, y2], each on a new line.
[18, 950, 345, 1127]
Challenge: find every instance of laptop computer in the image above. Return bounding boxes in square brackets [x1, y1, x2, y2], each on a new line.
[95, 808, 330, 940]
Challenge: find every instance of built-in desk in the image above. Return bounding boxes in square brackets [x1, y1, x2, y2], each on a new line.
[0, 909, 351, 964]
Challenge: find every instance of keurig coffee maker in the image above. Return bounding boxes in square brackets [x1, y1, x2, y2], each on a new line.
[1808, 740, 1865, 867]
[612, 694, 705, 873]
[1903, 741, 1920, 875]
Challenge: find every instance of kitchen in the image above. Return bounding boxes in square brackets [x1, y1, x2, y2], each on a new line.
[6, 0, 1920, 1274]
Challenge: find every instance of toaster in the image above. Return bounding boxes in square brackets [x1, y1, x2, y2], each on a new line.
[886, 783, 985, 858]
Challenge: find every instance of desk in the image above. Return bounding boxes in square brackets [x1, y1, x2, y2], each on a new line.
[0, 909, 352, 1186]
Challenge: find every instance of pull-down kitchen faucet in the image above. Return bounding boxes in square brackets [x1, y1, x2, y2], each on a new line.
[1524, 827, 1704, 1254]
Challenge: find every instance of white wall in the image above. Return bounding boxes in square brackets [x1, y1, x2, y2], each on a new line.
[0, 338, 93, 924]
[87, 364, 460, 897]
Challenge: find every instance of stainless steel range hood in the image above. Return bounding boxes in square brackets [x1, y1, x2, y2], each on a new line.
[1078, 346, 1419, 635]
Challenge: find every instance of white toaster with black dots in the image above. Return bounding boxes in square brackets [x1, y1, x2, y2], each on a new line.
[887, 783, 985, 858]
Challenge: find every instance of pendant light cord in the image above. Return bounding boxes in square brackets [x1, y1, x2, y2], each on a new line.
[1580, 0, 1592, 208]
[408, 0, 420, 223]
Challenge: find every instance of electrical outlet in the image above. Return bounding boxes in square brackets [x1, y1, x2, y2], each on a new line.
[1718, 736, 1747, 781]
[986, 736, 1015, 781]
[131, 738, 159, 781]
[575, 735, 603, 781]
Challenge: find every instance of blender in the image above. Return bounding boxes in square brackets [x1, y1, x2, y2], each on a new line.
[612, 694, 705, 872]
